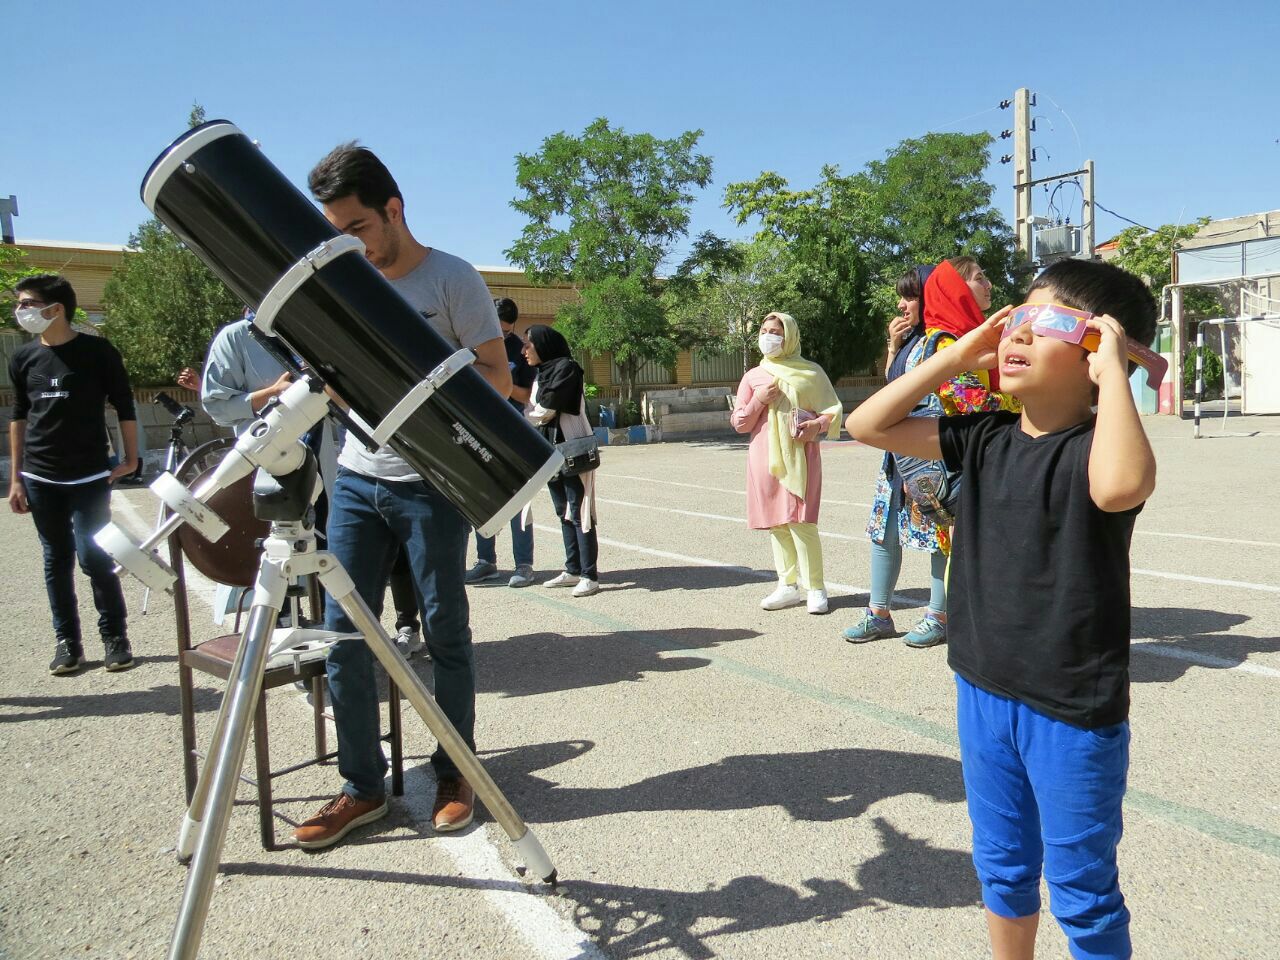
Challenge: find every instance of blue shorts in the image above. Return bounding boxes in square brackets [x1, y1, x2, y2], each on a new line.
[956, 675, 1132, 960]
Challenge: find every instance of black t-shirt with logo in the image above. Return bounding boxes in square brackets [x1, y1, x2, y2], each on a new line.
[505, 330, 535, 411]
[938, 411, 1142, 729]
[9, 333, 136, 482]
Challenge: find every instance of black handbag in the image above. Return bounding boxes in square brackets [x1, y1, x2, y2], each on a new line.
[556, 435, 601, 477]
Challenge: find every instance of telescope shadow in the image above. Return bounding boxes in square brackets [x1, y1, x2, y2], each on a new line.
[475, 627, 759, 698]
[478, 739, 965, 826]
[221, 815, 977, 956]
[0, 683, 219, 723]
[1129, 606, 1279, 683]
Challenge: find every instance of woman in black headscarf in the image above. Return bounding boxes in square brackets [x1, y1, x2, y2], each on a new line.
[842, 264, 950, 648]
[522, 325, 600, 597]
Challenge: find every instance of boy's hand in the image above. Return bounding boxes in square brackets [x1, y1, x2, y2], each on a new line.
[8, 481, 28, 514]
[949, 305, 1013, 373]
[1085, 315, 1129, 386]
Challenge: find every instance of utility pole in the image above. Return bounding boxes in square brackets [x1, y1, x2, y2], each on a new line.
[0, 195, 17, 244]
[1082, 160, 1095, 259]
[1013, 88, 1033, 255]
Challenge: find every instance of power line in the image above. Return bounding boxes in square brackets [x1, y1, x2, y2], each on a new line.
[1094, 200, 1155, 232]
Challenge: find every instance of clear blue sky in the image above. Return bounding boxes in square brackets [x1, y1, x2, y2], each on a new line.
[11, 1, 1278, 268]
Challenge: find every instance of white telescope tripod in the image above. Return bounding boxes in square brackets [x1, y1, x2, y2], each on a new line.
[96, 377, 556, 960]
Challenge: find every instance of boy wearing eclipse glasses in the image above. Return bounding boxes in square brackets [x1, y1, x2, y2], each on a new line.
[847, 258, 1159, 960]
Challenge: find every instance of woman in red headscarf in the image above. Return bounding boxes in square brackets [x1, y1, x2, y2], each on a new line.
[923, 257, 1016, 416]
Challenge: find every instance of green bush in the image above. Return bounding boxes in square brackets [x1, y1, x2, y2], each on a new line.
[1183, 347, 1223, 400]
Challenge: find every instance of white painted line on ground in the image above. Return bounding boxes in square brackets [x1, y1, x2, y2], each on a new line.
[1135, 530, 1280, 548]
[400, 768, 607, 960]
[596, 491, 1280, 595]
[597, 472, 871, 508]
[571, 511, 1280, 679]
[112, 490, 601, 960]
[599, 497, 868, 543]
[534, 523, 926, 611]
[1131, 568, 1280, 594]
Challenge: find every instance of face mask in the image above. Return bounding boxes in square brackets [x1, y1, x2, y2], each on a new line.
[758, 333, 784, 357]
[15, 305, 55, 335]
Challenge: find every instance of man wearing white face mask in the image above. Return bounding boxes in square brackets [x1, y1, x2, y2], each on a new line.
[8, 274, 138, 675]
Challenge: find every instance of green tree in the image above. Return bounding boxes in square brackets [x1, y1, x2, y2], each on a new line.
[725, 132, 1029, 382]
[100, 103, 240, 385]
[1107, 218, 1224, 339]
[506, 118, 713, 418]
[1, 245, 42, 323]
[665, 234, 796, 376]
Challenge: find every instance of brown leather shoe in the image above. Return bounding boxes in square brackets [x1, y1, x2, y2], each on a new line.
[432, 777, 474, 832]
[294, 792, 387, 850]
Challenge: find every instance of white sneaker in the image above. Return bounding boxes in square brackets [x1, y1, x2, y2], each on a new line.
[807, 589, 829, 615]
[572, 578, 599, 597]
[544, 572, 580, 588]
[760, 583, 805, 611]
[395, 626, 425, 657]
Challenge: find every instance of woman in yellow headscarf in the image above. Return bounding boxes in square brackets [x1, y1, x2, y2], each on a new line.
[730, 311, 843, 614]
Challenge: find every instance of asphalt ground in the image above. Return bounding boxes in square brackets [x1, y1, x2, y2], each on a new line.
[2, 412, 1278, 959]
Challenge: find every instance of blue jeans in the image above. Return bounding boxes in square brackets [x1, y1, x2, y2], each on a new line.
[474, 514, 534, 568]
[547, 474, 597, 580]
[324, 469, 473, 800]
[957, 676, 1131, 960]
[24, 477, 127, 642]
[870, 483, 946, 615]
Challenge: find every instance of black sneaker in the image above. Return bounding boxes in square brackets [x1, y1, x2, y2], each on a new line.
[49, 639, 85, 675]
[103, 636, 135, 672]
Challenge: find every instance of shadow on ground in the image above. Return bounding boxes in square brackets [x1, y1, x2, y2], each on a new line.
[223, 812, 977, 959]
[0, 682, 219, 722]
[477, 627, 759, 698]
[480, 739, 965, 824]
[1129, 607, 1279, 683]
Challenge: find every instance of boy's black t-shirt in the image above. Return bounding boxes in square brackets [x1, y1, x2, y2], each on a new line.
[938, 410, 1141, 729]
[9, 333, 136, 482]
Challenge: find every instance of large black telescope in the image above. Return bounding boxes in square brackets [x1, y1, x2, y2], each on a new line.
[141, 121, 560, 535]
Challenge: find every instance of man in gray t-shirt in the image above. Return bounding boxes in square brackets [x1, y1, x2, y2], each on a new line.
[292, 141, 512, 850]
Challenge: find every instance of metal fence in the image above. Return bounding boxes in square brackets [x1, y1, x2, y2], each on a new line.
[693, 347, 745, 384]
[611, 355, 675, 386]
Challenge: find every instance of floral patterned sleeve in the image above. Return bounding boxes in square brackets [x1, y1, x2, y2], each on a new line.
[931, 334, 1020, 415]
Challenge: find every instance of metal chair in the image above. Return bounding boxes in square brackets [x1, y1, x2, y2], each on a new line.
[167, 437, 403, 849]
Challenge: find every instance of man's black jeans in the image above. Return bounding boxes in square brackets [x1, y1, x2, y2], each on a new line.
[25, 477, 128, 642]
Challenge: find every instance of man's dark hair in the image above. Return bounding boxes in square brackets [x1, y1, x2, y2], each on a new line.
[308, 141, 403, 218]
[494, 297, 518, 326]
[1028, 260, 1158, 346]
[15, 274, 76, 321]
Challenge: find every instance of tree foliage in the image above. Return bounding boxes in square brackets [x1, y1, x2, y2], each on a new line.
[725, 132, 1029, 381]
[1, 245, 43, 323]
[506, 118, 713, 415]
[99, 103, 240, 386]
[665, 234, 795, 376]
[1107, 218, 1224, 330]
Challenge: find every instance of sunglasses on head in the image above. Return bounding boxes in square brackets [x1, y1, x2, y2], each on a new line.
[1001, 303, 1168, 390]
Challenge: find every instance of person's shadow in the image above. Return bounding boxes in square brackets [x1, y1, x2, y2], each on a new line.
[1129, 607, 1279, 683]
[481, 739, 966, 825]
[476, 627, 759, 698]
[0, 683, 218, 723]
[559, 816, 978, 958]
